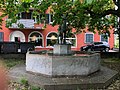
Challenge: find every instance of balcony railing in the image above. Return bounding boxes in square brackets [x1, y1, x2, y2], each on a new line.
[8, 19, 43, 30]
[9, 19, 34, 28]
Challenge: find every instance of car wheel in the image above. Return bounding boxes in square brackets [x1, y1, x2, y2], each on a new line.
[80, 48, 83, 51]
[105, 48, 109, 52]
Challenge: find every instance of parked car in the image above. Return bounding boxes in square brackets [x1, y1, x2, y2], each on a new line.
[80, 42, 110, 52]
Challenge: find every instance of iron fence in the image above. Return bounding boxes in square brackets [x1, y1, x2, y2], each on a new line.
[0, 42, 35, 54]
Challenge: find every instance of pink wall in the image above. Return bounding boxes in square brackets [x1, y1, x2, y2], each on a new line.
[0, 12, 114, 51]
[0, 14, 12, 41]
[0, 25, 115, 51]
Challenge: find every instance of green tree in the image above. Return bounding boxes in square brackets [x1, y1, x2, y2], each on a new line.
[0, 0, 120, 56]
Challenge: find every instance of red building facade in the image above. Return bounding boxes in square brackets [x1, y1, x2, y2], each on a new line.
[0, 11, 114, 51]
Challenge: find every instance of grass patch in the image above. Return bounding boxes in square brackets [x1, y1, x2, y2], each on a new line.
[109, 58, 120, 62]
[20, 77, 29, 86]
[2, 59, 25, 69]
[102, 58, 120, 63]
[18, 77, 45, 90]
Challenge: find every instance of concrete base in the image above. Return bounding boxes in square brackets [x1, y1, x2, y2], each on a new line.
[53, 44, 72, 55]
[26, 52, 101, 76]
[8, 65, 118, 90]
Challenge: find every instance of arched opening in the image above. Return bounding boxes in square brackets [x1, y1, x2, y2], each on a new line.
[9, 31, 25, 42]
[46, 32, 58, 47]
[28, 31, 43, 47]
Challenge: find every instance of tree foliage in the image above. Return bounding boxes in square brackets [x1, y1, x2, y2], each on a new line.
[0, 0, 120, 57]
[0, 0, 118, 35]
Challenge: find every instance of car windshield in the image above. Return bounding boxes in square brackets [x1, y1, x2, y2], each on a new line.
[91, 42, 103, 45]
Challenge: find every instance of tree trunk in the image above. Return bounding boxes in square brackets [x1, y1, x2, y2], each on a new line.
[118, 27, 120, 59]
[118, 17, 120, 59]
[117, 0, 120, 59]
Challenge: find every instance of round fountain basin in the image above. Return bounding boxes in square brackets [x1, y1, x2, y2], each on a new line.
[26, 51, 101, 76]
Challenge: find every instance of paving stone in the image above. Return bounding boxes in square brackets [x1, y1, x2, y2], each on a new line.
[8, 65, 118, 90]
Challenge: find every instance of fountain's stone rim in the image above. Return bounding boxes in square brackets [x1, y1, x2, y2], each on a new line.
[29, 50, 97, 56]
[26, 51, 101, 76]
[28, 51, 100, 58]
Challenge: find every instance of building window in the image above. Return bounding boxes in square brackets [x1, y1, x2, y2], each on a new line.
[39, 14, 45, 23]
[49, 14, 53, 24]
[19, 12, 32, 19]
[66, 33, 76, 47]
[34, 14, 53, 24]
[46, 32, 58, 47]
[18, 12, 53, 24]
[85, 33, 94, 43]
[0, 32, 3, 41]
[29, 32, 43, 47]
[45, 14, 49, 24]
[101, 34, 108, 42]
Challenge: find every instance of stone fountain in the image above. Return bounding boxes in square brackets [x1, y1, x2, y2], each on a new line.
[24, 44, 118, 90]
[26, 44, 101, 77]
[26, 15, 101, 77]
[25, 15, 118, 90]
[7, 14, 118, 90]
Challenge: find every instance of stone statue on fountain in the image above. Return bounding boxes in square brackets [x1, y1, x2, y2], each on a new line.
[54, 14, 72, 55]
[58, 15, 67, 45]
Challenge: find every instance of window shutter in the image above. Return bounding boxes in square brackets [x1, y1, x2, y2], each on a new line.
[0, 32, 3, 41]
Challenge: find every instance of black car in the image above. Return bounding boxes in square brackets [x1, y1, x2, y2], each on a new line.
[80, 42, 110, 52]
